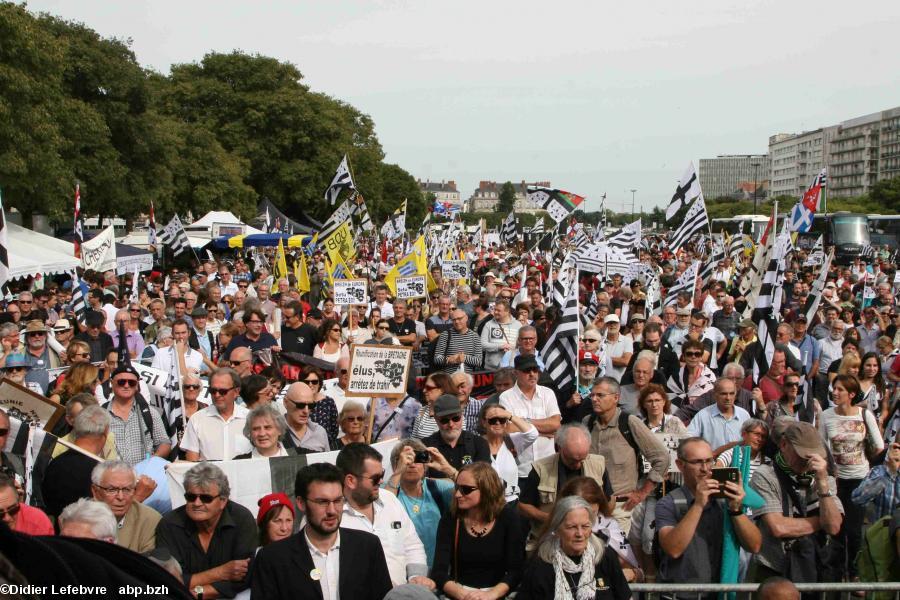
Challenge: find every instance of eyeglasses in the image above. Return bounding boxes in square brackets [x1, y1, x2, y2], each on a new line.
[519, 367, 540, 374]
[229, 359, 249, 366]
[377, 326, 390, 331]
[438, 415, 462, 425]
[519, 337, 536, 342]
[183, 384, 202, 390]
[18, 300, 32, 305]
[783, 381, 800, 388]
[306, 497, 345, 509]
[95, 484, 136, 496]
[5, 367, 26, 373]
[288, 400, 315, 410]
[184, 492, 221, 504]
[487, 416, 509, 425]
[330, 328, 341, 332]
[357, 471, 385, 485]
[681, 457, 716, 467]
[684, 351, 703, 358]
[580, 338, 598, 343]
[343, 415, 365, 423]
[209, 386, 235, 396]
[114, 379, 139, 388]
[303, 378, 320, 385]
[423, 384, 440, 392]
[130, 309, 141, 313]
[0, 503, 20, 519]
[456, 484, 479, 496]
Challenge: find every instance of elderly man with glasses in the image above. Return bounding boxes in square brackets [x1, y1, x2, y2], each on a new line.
[182, 368, 250, 461]
[90, 460, 161, 553]
[20, 320, 62, 394]
[421, 394, 491, 479]
[156, 462, 257, 599]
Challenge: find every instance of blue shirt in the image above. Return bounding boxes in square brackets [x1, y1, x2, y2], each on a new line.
[791, 334, 821, 376]
[396, 479, 454, 567]
[851, 464, 900, 520]
[687, 403, 751, 450]
[500, 349, 544, 369]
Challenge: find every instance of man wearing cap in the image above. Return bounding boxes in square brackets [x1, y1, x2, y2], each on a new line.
[564, 350, 600, 422]
[499, 355, 561, 476]
[19, 320, 61, 394]
[105, 359, 171, 466]
[663, 307, 692, 356]
[791, 315, 820, 385]
[421, 394, 491, 478]
[2, 354, 42, 394]
[748, 420, 843, 582]
[188, 307, 217, 373]
[75, 310, 115, 363]
[603, 314, 632, 382]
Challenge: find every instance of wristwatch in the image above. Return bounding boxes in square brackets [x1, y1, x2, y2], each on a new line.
[819, 489, 835, 498]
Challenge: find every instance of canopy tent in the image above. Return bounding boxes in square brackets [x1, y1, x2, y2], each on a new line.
[116, 231, 212, 251]
[7, 222, 80, 280]
[115, 243, 154, 274]
[211, 233, 314, 249]
[255, 199, 322, 235]
[184, 211, 264, 237]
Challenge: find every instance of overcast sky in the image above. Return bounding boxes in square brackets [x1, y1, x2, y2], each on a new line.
[25, 0, 900, 213]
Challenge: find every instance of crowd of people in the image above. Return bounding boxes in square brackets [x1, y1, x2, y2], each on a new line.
[0, 238, 898, 599]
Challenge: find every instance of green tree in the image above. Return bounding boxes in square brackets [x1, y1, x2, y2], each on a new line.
[498, 181, 516, 214]
[868, 176, 900, 213]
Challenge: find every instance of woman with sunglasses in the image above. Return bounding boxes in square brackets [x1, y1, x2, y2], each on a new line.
[331, 401, 368, 450]
[411, 372, 458, 439]
[365, 318, 400, 346]
[763, 372, 818, 426]
[313, 318, 349, 364]
[431, 462, 524, 599]
[301, 366, 339, 442]
[665, 339, 717, 409]
[480, 403, 537, 505]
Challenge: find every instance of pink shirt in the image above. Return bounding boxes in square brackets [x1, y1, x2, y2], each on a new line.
[15, 503, 54, 536]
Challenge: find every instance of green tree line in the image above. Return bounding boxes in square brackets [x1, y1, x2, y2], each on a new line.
[0, 3, 424, 229]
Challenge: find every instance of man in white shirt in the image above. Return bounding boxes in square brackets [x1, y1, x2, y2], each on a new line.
[321, 357, 350, 413]
[335, 443, 434, 591]
[151, 319, 203, 377]
[499, 355, 562, 477]
[218, 264, 239, 297]
[182, 368, 250, 460]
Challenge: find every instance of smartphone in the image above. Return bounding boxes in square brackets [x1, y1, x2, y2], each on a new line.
[413, 450, 430, 464]
[711, 468, 740, 498]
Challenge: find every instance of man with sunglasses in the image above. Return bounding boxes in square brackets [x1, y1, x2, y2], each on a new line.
[74, 310, 115, 363]
[422, 394, 491, 480]
[336, 443, 433, 590]
[432, 309, 483, 375]
[281, 382, 329, 453]
[20, 320, 61, 394]
[182, 368, 251, 461]
[105, 360, 171, 466]
[0, 470, 53, 535]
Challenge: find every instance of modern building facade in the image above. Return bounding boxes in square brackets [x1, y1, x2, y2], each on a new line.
[698, 154, 770, 200]
[768, 128, 836, 199]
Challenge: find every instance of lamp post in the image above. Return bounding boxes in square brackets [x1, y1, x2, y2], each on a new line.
[751, 162, 760, 214]
[629, 189, 637, 220]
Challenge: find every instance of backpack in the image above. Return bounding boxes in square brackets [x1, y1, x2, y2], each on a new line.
[857, 515, 900, 598]
[651, 486, 690, 566]
[587, 410, 644, 478]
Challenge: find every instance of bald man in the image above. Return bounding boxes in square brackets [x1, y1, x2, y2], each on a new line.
[281, 382, 329, 453]
[758, 577, 799, 600]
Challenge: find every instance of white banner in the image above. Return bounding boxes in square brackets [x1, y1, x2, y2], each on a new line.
[81, 226, 117, 272]
[442, 260, 468, 280]
[332, 278, 369, 306]
[116, 252, 154, 275]
[346, 344, 413, 398]
[395, 275, 426, 299]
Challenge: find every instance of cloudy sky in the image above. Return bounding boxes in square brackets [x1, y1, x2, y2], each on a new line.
[26, 0, 900, 212]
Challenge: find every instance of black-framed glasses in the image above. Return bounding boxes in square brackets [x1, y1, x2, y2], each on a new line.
[303, 378, 321, 385]
[209, 386, 235, 396]
[343, 415, 365, 423]
[438, 415, 462, 425]
[684, 351, 703, 358]
[487, 417, 509, 426]
[0, 503, 20, 519]
[184, 492, 221, 504]
[377, 326, 390, 331]
[288, 400, 315, 410]
[456, 484, 479, 496]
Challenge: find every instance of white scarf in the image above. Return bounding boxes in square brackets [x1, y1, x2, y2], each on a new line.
[551, 537, 597, 600]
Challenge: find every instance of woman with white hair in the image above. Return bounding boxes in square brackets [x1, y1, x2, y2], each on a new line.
[235, 404, 291, 458]
[517, 496, 631, 600]
[58, 498, 118, 543]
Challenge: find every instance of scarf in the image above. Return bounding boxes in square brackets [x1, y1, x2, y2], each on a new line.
[551, 538, 597, 600]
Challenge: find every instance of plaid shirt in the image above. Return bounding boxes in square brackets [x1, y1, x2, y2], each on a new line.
[851, 464, 900, 520]
[106, 400, 170, 466]
[462, 397, 484, 433]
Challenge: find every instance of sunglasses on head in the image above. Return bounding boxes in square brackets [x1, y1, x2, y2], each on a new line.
[114, 378, 138, 387]
[184, 492, 220, 504]
[438, 415, 462, 425]
[456, 484, 479, 496]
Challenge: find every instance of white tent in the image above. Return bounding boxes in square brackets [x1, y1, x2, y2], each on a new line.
[7, 222, 80, 280]
[185, 211, 264, 237]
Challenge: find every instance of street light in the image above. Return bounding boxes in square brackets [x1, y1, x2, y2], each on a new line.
[751, 162, 760, 214]
[629, 189, 637, 220]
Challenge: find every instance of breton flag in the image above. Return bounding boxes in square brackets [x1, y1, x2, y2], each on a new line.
[352, 193, 375, 232]
[69, 272, 90, 325]
[526, 186, 586, 224]
[667, 162, 704, 222]
[381, 200, 407, 240]
[530, 219, 545, 237]
[319, 199, 354, 242]
[646, 273, 663, 316]
[727, 231, 745, 262]
[324, 154, 355, 205]
[750, 230, 787, 383]
[789, 168, 827, 233]
[540, 271, 580, 395]
[502, 212, 519, 245]
[0, 191, 8, 290]
[583, 291, 599, 324]
[663, 261, 699, 307]
[573, 242, 635, 278]
[804, 248, 835, 323]
[698, 241, 726, 288]
[803, 235, 824, 267]
[73, 184, 84, 259]
[606, 219, 641, 253]
[668, 195, 709, 253]
[148, 200, 157, 246]
[159, 215, 191, 257]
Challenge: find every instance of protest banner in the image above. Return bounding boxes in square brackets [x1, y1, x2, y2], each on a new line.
[0, 380, 64, 431]
[642, 432, 689, 474]
[395, 274, 426, 299]
[332, 278, 369, 306]
[346, 344, 412, 399]
[166, 439, 400, 516]
[80, 225, 117, 272]
[442, 260, 468, 280]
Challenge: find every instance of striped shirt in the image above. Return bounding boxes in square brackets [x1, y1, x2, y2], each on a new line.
[432, 328, 483, 374]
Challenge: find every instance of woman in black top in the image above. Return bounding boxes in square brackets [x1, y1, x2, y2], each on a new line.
[517, 496, 630, 600]
[431, 462, 524, 598]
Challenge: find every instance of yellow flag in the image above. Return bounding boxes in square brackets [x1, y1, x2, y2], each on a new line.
[322, 221, 356, 263]
[274, 238, 288, 282]
[384, 251, 422, 296]
[295, 252, 310, 293]
[325, 252, 352, 287]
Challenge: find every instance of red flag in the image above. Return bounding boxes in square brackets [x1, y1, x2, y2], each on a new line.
[73, 184, 83, 259]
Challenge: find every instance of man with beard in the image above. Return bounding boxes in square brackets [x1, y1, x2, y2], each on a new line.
[336, 443, 433, 590]
[624, 322, 679, 382]
[250, 462, 392, 600]
[422, 394, 491, 478]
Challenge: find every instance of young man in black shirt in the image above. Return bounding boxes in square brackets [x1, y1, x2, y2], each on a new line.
[387, 299, 418, 346]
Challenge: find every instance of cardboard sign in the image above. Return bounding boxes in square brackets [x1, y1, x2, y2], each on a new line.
[346, 344, 412, 398]
[0, 379, 64, 431]
[442, 260, 468, 280]
[333, 278, 369, 306]
[395, 275, 426, 299]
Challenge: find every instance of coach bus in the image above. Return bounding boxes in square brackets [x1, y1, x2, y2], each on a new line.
[709, 215, 771, 242]
[867, 214, 900, 248]
[797, 212, 871, 264]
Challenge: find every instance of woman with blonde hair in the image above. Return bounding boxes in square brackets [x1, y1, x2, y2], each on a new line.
[50, 363, 99, 406]
[431, 462, 524, 599]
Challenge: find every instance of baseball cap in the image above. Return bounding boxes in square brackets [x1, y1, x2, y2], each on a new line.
[306, 308, 323, 320]
[604, 314, 620, 324]
[579, 350, 599, 365]
[256, 492, 295, 525]
[782, 421, 827, 460]
[676, 307, 692, 317]
[433, 394, 462, 418]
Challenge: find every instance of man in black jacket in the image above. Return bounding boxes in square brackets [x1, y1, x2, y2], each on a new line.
[422, 394, 491, 478]
[250, 462, 392, 600]
[623, 322, 679, 383]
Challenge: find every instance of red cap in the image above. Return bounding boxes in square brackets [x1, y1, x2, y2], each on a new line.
[579, 350, 599, 365]
[256, 492, 295, 525]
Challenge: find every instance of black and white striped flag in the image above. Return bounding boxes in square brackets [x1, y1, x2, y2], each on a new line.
[502, 212, 519, 245]
[530, 220, 544, 237]
[727, 232, 744, 262]
[69, 271, 90, 325]
[606, 219, 641, 253]
[324, 154, 355, 205]
[541, 273, 580, 394]
[583, 291, 599, 325]
[663, 261, 699, 307]
[574, 242, 635, 277]
[750, 230, 787, 383]
[804, 248, 835, 323]
[381, 200, 407, 241]
[319, 199, 354, 241]
[351, 192, 375, 233]
[159, 215, 191, 257]
[0, 191, 9, 290]
[668, 196, 708, 253]
[698, 241, 726, 288]
[646, 273, 662, 316]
